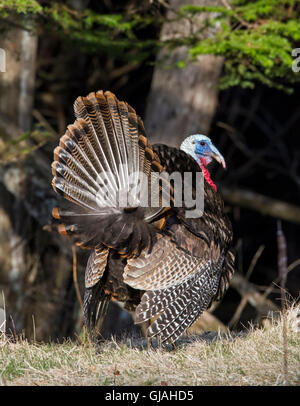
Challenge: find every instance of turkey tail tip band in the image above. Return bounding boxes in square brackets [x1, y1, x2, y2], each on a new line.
[52, 207, 61, 220]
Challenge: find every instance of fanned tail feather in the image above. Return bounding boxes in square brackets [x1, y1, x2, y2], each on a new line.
[52, 90, 171, 256]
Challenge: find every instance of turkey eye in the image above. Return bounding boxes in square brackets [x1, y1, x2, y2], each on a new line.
[200, 141, 206, 146]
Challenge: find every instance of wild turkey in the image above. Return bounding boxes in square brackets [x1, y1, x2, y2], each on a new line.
[51, 90, 235, 346]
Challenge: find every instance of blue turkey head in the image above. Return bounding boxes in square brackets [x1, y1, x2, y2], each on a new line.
[180, 134, 226, 169]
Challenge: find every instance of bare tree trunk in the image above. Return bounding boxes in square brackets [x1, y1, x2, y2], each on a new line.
[0, 23, 79, 341]
[0, 25, 37, 336]
[0, 27, 37, 134]
[145, 0, 224, 147]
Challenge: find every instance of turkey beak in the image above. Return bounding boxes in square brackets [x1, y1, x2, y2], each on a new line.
[209, 145, 226, 169]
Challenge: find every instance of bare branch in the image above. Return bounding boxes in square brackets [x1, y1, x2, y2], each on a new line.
[72, 245, 83, 311]
[221, 187, 300, 225]
[245, 245, 265, 280]
[228, 296, 248, 328]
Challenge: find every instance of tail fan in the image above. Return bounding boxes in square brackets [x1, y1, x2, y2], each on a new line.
[51, 90, 172, 257]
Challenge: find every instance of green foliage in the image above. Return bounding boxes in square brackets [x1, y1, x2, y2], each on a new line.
[0, 0, 299, 92]
[0, 0, 42, 16]
[0, 1, 160, 63]
[179, 0, 300, 92]
[0, 122, 53, 164]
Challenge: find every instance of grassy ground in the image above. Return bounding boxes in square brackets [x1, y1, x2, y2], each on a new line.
[0, 305, 299, 386]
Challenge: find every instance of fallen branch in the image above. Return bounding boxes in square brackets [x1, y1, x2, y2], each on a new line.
[221, 187, 300, 225]
[188, 311, 229, 334]
[230, 272, 279, 318]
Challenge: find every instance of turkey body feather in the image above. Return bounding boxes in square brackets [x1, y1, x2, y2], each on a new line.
[51, 90, 235, 345]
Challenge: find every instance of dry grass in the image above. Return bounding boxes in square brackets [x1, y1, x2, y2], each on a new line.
[0, 305, 299, 386]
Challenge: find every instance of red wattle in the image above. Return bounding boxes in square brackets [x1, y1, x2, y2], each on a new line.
[199, 160, 217, 191]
